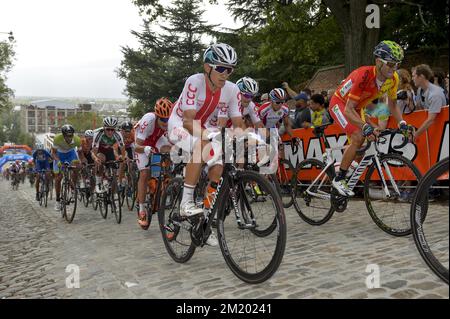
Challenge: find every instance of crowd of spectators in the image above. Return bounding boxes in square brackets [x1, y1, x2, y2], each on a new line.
[254, 63, 449, 135]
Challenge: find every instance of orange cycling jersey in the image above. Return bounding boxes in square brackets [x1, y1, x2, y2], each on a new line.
[80, 138, 92, 154]
[334, 66, 399, 112]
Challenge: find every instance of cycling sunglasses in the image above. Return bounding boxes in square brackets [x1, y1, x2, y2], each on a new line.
[105, 128, 115, 132]
[379, 58, 400, 69]
[273, 101, 284, 105]
[159, 117, 169, 123]
[209, 64, 234, 75]
[242, 92, 254, 99]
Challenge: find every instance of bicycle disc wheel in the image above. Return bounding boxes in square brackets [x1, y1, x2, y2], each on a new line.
[158, 177, 196, 263]
[293, 158, 335, 225]
[411, 157, 449, 284]
[217, 170, 286, 284]
[364, 153, 421, 236]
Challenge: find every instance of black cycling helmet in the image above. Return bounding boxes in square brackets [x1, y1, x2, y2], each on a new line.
[61, 124, 75, 136]
[121, 121, 133, 132]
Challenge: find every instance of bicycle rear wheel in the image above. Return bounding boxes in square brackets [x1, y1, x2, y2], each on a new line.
[217, 170, 286, 284]
[158, 177, 196, 263]
[64, 179, 77, 224]
[411, 157, 449, 284]
[293, 158, 335, 225]
[364, 153, 421, 236]
[110, 180, 122, 224]
[274, 158, 296, 208]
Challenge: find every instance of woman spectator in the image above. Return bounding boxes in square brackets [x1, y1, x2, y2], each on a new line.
[396, 68, 416, 114]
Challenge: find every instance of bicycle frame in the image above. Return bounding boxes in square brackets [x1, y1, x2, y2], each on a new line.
[305, 131, 403, 200]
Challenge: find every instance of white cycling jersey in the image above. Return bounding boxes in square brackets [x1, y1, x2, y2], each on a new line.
[257, 102, 289, 129]
[135, 112, 171, 170]
[169, 73, 242, 129]
[242, 101, 261, 125]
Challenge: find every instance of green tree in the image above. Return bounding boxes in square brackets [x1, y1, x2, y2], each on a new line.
[0, 38, 15, 110]
[118, 0, 215, 118]
[66, 112, 103, 133]
[0, 106, 35, 147]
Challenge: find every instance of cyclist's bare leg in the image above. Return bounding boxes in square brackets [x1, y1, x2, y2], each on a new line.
[340, 131, 365, 171]
[137, 169, 149, 207]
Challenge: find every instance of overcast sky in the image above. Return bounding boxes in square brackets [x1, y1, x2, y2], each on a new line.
[1, 0, 241, 99]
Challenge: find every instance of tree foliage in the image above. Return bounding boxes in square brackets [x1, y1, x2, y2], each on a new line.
[0, 106, 35, 147]
[66, 112, 103, 133]
[121, 0, 449, 101]
[0, 39, 15, 110]
[118, 0, 215, 118]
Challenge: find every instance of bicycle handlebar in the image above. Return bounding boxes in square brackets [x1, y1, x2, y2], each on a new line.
[356, 128, 413, 154]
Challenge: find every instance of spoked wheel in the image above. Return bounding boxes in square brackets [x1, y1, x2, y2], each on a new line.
[274, 158, 296, 208]
[82, 187, 90, 208]
[364, 153, 421, 236]
[60, 178, 68, 219]
[158, 177, 196, 263]
[126, 183, 137, 211]
[293, 158, 335, 225]
[63, 178, 77, 224]
[110, 180, 122, 224]
[217, 170, 287, 284]
[411, 157, 449, 284]
[98, 193, 107, 219]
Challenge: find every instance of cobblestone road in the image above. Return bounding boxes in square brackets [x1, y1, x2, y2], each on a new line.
[0, 181, 448, 299]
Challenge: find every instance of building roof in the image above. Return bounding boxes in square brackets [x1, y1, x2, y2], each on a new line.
[29, 99, 78, 109]
[305, 65, 345, 93]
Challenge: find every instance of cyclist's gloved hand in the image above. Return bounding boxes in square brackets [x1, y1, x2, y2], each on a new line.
[144, 146, 153, 157]
[362, 123, 375, 137]
[398, 120, 408, 133]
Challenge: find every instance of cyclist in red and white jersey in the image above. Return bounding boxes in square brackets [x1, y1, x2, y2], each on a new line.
[258, 88, 298, 142]
[168, 43, 245, 246]
[134, 97, 173, 228]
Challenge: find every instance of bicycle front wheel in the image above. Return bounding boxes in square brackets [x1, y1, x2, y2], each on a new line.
[411, 157, 449, 284]
[158, 177, 196, 263]
[293, 158, 335, 225]
[64, 180, 77, 224]
[364, 153, 421, 236]
[216, 170, 286, 284]
[110, 181, 122, 224]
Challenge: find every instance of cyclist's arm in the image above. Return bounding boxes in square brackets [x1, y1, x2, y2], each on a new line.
[182, 109, 200, 136]
[51, 147, 59, 162]
[283, 116, 296, 138]
[134, 138, 146, 154]
[230, 116, 245, 131]
[344, 99, 366, 129]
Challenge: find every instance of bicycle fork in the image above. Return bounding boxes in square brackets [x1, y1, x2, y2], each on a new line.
[373, 155, 400, 199]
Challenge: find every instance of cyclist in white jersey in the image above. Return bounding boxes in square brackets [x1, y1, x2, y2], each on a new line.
[236, 76, 263, 128]
[135, 98, 173, 228]
[168, 43, 245, 246]
[258, 88, 299, 143]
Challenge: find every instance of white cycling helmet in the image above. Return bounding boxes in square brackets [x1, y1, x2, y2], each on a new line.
[84, 129, 94, 138]
[35, 142, 44, 150]
[103, 116, 118, 128]
[236, 77, 259, 96]
[203, 43, 237, 67]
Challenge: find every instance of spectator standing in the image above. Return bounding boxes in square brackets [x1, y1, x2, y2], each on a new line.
[412, 64, 447, 143]
[295, 94, 332, 129]
[396, 68, 416, 114]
